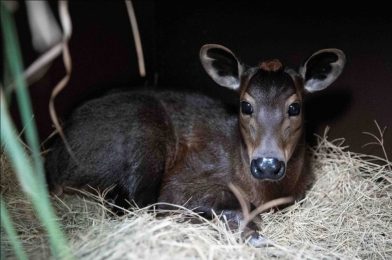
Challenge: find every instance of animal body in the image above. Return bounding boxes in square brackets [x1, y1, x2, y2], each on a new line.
[45, 44, 345, 244]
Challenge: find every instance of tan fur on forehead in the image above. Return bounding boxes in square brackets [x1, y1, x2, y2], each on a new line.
[259, 59, 283, 72]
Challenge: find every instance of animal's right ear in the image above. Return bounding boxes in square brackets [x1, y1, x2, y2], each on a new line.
[200, 44, 243, 90]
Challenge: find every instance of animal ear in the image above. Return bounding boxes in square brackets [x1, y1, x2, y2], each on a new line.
[200, 44, 243, 90]
[300, 49, 346, 93]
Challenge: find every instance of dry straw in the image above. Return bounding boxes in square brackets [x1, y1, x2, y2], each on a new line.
[1, 129, 391, 259]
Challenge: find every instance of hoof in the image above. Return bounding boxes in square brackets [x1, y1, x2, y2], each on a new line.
[246, 232, 270, 248]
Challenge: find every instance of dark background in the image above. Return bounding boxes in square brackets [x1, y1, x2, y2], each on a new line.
[5, 0, 392, 158]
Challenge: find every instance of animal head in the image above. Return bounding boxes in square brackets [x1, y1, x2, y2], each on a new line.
[200, 44, 345, 181]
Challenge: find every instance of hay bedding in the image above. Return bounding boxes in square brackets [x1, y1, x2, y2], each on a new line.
[1, 133, 391, 259]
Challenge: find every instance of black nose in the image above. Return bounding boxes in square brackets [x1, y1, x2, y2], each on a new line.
[251, 157, 285, 180]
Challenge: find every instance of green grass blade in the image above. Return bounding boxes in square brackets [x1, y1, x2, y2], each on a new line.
[0, 198, 29, 260]
[1, 0, 45, 184]
[1, 94, 73, 259]
[1, 3, 73, 259]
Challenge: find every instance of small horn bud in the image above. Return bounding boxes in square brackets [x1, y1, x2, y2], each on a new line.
[259, 59, 283, 72]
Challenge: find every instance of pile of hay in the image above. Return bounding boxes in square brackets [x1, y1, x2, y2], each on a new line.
[1, 133, 391, 259]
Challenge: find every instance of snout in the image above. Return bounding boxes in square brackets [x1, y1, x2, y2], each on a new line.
[251, 157, 285, 180]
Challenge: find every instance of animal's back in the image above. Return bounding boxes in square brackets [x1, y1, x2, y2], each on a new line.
[45, 90, 237, 206]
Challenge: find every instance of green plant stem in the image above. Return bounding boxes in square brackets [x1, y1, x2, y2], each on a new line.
[1, 0, 45, 185]
[1, 3, 73, 259]
[1, 95, 73, 259]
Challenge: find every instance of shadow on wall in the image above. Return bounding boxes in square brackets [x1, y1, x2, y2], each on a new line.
[305, 88, 353, 145]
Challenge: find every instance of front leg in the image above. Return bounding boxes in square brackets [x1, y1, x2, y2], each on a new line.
[159, 184, 267, 247]
[198, 207, 268, 247]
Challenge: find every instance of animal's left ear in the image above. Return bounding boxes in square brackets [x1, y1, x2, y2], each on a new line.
[299, 49, 346, 92]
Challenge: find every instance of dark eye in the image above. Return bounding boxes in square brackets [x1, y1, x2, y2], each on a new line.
[288, 102, 301, 117]
[241, 101, 253, 115]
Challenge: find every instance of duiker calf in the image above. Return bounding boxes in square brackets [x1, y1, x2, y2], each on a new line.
[45, 44, 345, 245]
